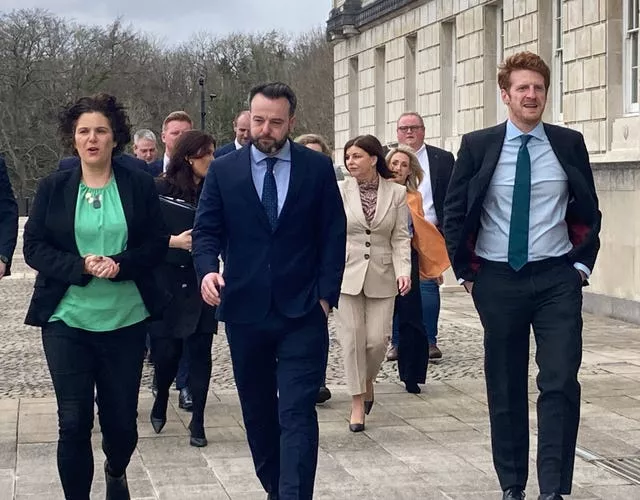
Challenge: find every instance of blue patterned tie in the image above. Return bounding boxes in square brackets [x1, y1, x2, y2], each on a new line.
[262, 157, 278, 230]
[508, 134, 532, 271]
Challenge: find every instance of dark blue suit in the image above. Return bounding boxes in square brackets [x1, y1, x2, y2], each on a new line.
[146, 159, 163, 177]
[0, 157, 18, 277]
[213, 141, 236, 158]
[192, 141, 346, 499]
[58, 155, 160, 177]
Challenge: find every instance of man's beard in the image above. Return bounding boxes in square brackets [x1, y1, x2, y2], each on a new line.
[251, 134, 289, 155]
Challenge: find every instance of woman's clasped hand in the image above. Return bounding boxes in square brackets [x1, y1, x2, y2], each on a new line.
[83, 254, 120, 279]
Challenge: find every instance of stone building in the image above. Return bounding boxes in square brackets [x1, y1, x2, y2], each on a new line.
[327, 0, 640, 322]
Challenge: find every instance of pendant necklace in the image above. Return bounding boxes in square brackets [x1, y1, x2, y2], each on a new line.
[85, 191, 102, 209]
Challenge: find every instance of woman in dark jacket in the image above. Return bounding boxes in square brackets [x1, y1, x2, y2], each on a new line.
[149, 130, 218, 448]
[23, 93, 169, 500]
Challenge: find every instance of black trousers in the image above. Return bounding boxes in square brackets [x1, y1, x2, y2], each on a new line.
[225, 304, 328, 500]
[397, 248, 429, 385]
[472, 256, 583, 495]
[151, 330, 214, 429]
[42, 320, 147, 500]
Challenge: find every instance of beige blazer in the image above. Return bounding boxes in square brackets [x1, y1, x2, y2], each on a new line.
[338, 177, 411, 298]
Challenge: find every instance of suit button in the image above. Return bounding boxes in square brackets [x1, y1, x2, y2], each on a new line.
[365, 242, 371, 247]
[364, 254, 370, 260]
[365, 229, 371, 235]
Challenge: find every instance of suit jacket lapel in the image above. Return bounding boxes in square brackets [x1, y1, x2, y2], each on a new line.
[370, 177, 393, 229]
[344, 178, 368, 229]
[426, 144, 438, 193]
[472, 122, 507, 203]
[277, 140, 303, 228]
[237, 146, 272, 231]
[62, 165, 82, 253]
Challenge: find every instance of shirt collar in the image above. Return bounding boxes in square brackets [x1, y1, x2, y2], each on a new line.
[234, 138, 243, 150]
[415, 143, 426, 155]
[506, 120, 545, 142]
[251, 139, 292, 165]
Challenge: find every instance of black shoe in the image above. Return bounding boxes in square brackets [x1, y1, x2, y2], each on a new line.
[178, 387, 193, 411]
[150, 398, 167, 434]
[151, 372, 158, 398]
[104, 461, 130, 500]
[316, 386, 332, 404]
[188, 421, 207, 447]
[503, 487, 525, 499]
[349, 422, 365, 432]
[404, 382, 421, 394]
[538, 495, 562, 500]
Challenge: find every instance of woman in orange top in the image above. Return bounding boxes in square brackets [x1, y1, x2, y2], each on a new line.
[386, 145, 450, 393]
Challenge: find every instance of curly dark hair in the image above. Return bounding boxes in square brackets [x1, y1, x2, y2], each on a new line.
[164, 130, 216, 204]
[58, 93, 131, 155]
[343, 135, 394, 179]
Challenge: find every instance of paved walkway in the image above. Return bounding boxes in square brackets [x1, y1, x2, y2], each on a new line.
[3, 221, 640, 498]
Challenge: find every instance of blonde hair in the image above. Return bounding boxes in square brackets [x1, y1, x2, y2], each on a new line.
[162, 111, 193, 131]
[385, 144, 424, 192]
[294, 133, 332, 156]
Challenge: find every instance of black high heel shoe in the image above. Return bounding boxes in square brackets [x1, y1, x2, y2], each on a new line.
[349, 410, 365, 433]
[189, 421, 208, 447]
[150, 397, 167, 434]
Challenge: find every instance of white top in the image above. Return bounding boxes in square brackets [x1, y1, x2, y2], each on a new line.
[415, 144, 437, 225]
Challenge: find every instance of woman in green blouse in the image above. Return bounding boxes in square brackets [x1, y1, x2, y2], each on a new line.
[23, 93, 169, 500]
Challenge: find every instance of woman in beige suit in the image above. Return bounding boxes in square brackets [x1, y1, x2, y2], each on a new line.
[335, 134, 412, 432]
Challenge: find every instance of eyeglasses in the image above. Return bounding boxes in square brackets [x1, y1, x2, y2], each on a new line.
[397, 125, 424, 133]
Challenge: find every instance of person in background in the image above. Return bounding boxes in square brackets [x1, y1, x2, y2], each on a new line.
[395, 112, 454, 361]
[23, 93, 168, 500]
[132, 129, 158, 164]
[150, 130, 218, 447]
[386, 145, 450, 393]
[148, 111, 193, 176]
[0, 156, 18, 281]
[335, 134, 411, 432]
[295, 133, 345, 181]
[214, 110, 251, 158]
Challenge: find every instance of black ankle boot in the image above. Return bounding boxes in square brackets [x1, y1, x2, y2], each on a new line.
[104, 461, 130, 500]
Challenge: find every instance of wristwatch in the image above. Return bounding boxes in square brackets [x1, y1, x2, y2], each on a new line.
[0, 255, 8, 264]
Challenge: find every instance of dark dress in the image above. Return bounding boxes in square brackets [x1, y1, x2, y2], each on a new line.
[150, 177, 217, 437]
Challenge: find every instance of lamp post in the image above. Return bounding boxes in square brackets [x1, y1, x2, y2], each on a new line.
[198, 75, 206, 131]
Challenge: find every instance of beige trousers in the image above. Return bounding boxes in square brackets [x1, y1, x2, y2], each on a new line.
[334, 293, 396, 395]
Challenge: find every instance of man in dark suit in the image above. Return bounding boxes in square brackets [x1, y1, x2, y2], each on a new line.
[443, 52, 601, 500]
[214, 110, 251, 158]
[193, 82, 346, 500]
[394, 111, 453, 361]
[147, 111, 193, 176]
[0, 156, 18, 279]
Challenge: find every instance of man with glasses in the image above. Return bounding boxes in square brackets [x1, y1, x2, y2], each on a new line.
[395, 112, 454, 361]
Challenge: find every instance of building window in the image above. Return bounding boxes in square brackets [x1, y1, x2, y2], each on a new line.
[552, 0, 564, 121]
[405, 34, 417, 112]
[440, 20, 457, 137]
[375, 46, 386, 139]
[348, 57, 360, 136]
[624, 0, 639, 113]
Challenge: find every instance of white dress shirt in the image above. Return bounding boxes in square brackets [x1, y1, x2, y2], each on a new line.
[415, 144, 437, 226]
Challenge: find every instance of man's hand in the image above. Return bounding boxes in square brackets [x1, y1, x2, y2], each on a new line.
[462, 280, 474, 293]
[397, 276, 411, 296]
[201, 272, 225, 306]
[0, 262, 5, 280]
[319, 299, 329, 317]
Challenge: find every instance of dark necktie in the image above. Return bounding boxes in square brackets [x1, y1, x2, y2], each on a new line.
[508, 134, 532, 271]
[262, 157, 278, 230]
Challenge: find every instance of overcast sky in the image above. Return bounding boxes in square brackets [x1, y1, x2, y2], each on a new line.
[3, 1, 332, 46]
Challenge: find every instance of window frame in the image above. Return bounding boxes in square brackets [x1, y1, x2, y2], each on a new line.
[624, 0, 640, 114]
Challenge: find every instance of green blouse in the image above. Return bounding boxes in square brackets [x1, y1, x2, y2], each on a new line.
[49, 177, 149, 331]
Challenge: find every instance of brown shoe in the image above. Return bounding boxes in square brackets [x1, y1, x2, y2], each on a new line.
[386, 344, 398, 361]
[428, 344, 442, 360]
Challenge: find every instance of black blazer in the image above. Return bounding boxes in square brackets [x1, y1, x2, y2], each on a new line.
[59, 154, 160, 177]
[443, 121, 601, 283]
[424, 144, 454, 227]
[146, 159, 163, 177]
[152, 177, 217, 338]
[0, 157, 18, 276]
[23, 158, 170, 327]
[192, 140, 347, 324]
[214, 142, 236, 158]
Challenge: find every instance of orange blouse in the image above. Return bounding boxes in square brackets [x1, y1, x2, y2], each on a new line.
[407, 190, 450, 280]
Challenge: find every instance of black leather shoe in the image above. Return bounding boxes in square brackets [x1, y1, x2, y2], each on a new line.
[150, 414, 166, 434]
[104, 461, 130, 500]
[405, 382, 421, 394]
[538, 495, 562, 500]
[188, 421, 208, 447]
[503, 487, 525, 499]
[178, 387, 193, 411]
[349, 422, 365, 432]
[150, 396, 167, 434]
[316, 386, 332, 404]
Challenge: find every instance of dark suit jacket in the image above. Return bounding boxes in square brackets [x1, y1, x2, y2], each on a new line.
[23, 157, 170, 327]
[424, 144, 454, 227]
[214, 142, 236, 158]
[152, 177, 216, 338]
[146, 159, 163, 177]
[192, 140, 347, 324]
[0, 157, 18, 276]
[58, 154, 161, 177]
[443, 121, 601, 283]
